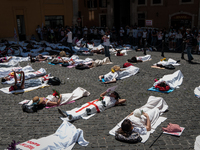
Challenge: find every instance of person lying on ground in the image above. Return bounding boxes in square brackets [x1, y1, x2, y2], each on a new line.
[57, 90, 126, 121]
[127, 56, 143, 63]
[9, 71, 42, 91]
[98, 65, 124, 84]
[0, 56, 12, 63]
[154, 81, 170, 91]
[31, 91, 62, 107]
[29, 54, 47, 62]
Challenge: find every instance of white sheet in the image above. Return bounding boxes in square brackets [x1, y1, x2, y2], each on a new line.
[154, 58, 180, 66]
[2, 68, 46, 84]
[109, 96, 168, 143]
[195, 135, 200, 150]
[116, 65, 139, 80]
[0, 65, 34, 78]
[0, 83, 49, 94]
[137, 55, 151, 62]
[153, 70, 183, 89]
[16, 120, 89, 150]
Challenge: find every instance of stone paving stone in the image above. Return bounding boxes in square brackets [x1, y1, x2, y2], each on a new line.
[1, 51, 200, 149]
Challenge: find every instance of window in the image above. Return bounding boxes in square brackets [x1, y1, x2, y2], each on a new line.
[153, 0, 161, 4]
[138, 0, 145, 5]
[138, 13, 145, 27]
[99, 0, 107, 8]
[45, 16, 64, 28]
[87, 0, 97, 8]
[182, 0, 191, 2]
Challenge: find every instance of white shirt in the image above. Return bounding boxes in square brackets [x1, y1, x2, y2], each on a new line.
[157, 33, 163, 40]
[132, 127, 147, 135]
[142, 31, 147, 38]
[103, 35, 110, 46]
[36, 27, 41, 34]
[120, 29, 124, 36]
[84, 27, 88, 34]
[103, 96, 117, 109]
[133, 29, 138, 38]
[67, 31, 72, 43]
[104, 71, 118, 82]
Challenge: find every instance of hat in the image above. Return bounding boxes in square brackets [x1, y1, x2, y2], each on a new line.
[32, 96, 43, 105]
[111, 65, 121, 73]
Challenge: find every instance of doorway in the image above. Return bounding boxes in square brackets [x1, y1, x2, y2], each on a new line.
[16, 15, 26, 41]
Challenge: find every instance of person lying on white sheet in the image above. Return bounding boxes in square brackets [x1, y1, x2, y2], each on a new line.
[29, 54, 47, 62]
[8, 71, 42, 92]
[116, 96, 168, 136]
[58, 90, 126, 121]
[1, 68, 46, 84]
[0, 56, 12, 63]
[99, 65, 139, 84]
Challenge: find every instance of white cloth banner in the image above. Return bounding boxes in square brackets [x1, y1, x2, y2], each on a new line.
[109, 96, 168, 143]
[16, 120, 89, 150]
[153, 70, 183, 89]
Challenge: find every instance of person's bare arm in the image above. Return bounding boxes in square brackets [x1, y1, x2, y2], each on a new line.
[104, 78, 116, 84]
[143, 112, 151, 131]
[20, 71, 25, 89]
[115, 99, 126, 105]
[100, 90, 108, 98]
[46, 94, 62, 106]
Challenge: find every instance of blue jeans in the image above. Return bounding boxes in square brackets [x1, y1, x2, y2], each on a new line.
[186, 46, 193, 61]
[68, 43, 74, 54]
[104, 46, 110, 57]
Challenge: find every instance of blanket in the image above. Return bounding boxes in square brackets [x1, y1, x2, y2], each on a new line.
[0, 83, 49, 94]
[2, 68, 46, 84]
[194, 86, 200, 98]
[153, 70, 183, 89]
[0, 65, 34, 78]
[117, 66, 139, 80]
[109, 96, 168, 143]
[19, 87, 90, 107]
[0, 56, 30, 67]
[148, 87, 174, 93]
[153, 58, 180, 66]
[92, 57, 113, 67]
[16, 120, 89, 150]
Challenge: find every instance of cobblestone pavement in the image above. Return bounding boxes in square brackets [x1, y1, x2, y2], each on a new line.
[0, 50, 199, 150]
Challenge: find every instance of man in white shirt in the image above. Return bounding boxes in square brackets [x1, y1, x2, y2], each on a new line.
[102, 31, 111, 61]
[65, 28, 74, 56]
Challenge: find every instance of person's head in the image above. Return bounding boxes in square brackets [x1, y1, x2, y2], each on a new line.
[67, 28, 71, 32]
[32, 96, 43, 105]
[110, 91, 121, 100]
[121, 119, 133, 133]
[130, 56, 137, 62]
[160, 81, 167, 87]
[111, 65, 121, 73]
[186, 28, 191, 34]
[2, 78, 7, 82]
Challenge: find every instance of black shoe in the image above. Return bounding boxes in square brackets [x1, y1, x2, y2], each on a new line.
[191, 58, 194, 60]
[161, 54, 164, 57]
[58, 108, 68, 118]
[181, 57, 184, 59]
[176, 60, 180, 63]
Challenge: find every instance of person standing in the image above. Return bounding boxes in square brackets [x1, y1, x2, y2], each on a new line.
[102, 31, 111, 61]
[184, 28, 194, 63]
[66, 28, 74, 56]
[36, 25, 42, 41]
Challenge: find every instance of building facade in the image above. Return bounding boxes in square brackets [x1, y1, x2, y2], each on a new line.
[0, 0, 73, 40]
[78, 0, 200, 30]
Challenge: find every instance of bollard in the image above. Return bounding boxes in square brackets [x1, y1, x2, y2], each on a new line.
[161, 40, 164, 57]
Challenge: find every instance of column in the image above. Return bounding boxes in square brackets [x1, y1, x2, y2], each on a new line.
[73, 0, 79, 25]
[107, 0, 114, 28]
[130, 0, 137, 26]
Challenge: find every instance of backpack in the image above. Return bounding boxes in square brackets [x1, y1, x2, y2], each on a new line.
[22, 102, 46, 113]
[48, 77, 61, 85]
[123, 62, 133, 68]
[164, 64, 175, 70]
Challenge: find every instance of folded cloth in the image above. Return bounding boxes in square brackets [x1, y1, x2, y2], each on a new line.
[109, 96, 168, 143]
[0, 83, 49, 94]
[153, 70, 183, 89]
[162, 123, 181, 132]
[0, 65, 34, 78]
[2, 68, 46, 84]
[148, 87, 174, 93]
[16, 120, 89, 150]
